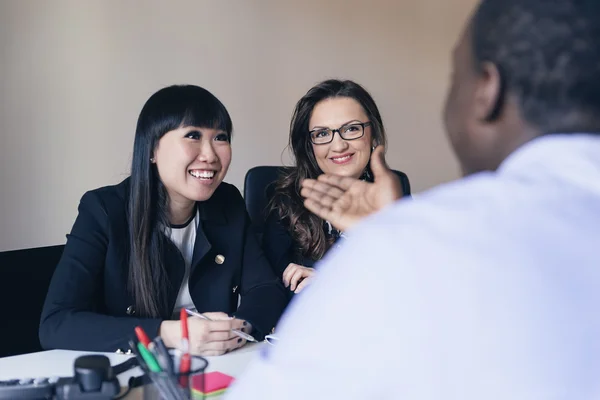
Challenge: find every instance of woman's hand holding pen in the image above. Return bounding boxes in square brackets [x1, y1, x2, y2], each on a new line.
[190, 313, 248, 356]
[159, 313, 249, 356]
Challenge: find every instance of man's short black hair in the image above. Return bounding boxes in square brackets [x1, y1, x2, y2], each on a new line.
[472, 0, 600, 133]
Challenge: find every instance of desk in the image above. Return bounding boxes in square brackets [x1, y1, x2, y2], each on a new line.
[0, 342, 264, 399]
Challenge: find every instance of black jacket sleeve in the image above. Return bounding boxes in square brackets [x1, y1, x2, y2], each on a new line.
[229, 188, 288, 339]
[261, 209, 296, 278]
[39, 191, 162, 352]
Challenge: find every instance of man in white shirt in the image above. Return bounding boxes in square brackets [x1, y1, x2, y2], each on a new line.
[227, 0, 600, 398]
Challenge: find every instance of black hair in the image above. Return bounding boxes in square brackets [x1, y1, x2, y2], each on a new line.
[129, 84, 232, 317]
[472, 0, 600, 133]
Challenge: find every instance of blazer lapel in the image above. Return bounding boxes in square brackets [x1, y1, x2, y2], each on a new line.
[190, 197, 227, 275]
[190, 216, 211, 273]
[163, 196, 229, 316]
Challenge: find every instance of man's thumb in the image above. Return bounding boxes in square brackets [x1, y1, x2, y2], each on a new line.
[371, 145, 391, 178]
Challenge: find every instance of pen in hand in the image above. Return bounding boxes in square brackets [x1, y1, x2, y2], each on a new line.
[184, 308, 257, 342]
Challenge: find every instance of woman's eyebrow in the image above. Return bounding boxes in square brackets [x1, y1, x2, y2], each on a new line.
[310, 119, 362, 130]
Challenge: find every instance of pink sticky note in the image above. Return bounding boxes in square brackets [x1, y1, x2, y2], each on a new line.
[191, 371, 235, 395]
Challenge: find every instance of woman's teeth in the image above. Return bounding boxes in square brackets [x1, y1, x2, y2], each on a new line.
[332, 155, 351, 162]
[189, 170, 215, 179]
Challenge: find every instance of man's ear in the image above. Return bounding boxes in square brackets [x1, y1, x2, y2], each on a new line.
[475, 61, 505, 122]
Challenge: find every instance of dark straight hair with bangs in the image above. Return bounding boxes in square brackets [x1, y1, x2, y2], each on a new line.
[129, 84, 233, 318]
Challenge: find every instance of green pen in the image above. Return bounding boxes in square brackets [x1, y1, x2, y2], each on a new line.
[137, 342, 162, 373]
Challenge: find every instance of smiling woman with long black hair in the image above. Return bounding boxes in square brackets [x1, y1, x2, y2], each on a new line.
[39, 84, 287, 356]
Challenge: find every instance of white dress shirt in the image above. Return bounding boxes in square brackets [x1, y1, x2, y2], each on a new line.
[227, 133, 600, 400]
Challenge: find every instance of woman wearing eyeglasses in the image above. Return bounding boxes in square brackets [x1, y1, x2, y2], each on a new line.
[264, 79, 388, 295]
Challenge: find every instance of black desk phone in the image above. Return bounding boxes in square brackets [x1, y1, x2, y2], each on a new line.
[0, 355, 139, 400]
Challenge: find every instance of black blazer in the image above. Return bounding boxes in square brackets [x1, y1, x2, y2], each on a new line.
[262, 171, 377, 279]
[39, 178, 287, 352]
[262, 209, 318, 279]
[262, 186, 340, 281]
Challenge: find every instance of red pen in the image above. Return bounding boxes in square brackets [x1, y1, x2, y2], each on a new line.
[134, 326, 152, 349]
[179, 308, 191, 387]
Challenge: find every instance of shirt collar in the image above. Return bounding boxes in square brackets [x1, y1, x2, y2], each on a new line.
[498, 133, 600, 176]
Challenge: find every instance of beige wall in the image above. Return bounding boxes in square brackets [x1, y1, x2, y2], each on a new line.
[0, 0, 477, 251]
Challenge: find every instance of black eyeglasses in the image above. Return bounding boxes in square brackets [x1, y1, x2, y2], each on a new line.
[309, 122, 371, 145]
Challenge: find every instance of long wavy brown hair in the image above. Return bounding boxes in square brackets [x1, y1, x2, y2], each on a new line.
[269, 79, 388, 261]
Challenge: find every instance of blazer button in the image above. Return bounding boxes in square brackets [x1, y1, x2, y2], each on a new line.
[215, 254, 225, 264]
[126, 305, 135, 315]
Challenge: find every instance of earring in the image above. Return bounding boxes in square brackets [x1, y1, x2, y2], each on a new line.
[150, 157, 155, 163]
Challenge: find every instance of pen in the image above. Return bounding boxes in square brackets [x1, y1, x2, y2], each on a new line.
[128, 338, 148, 371]
[133, 326, 161, 372]
[132, 338, 181, 400]
[184, 308, 257, 342]
[179, 308, 191, 387]
[153, 336, 174, 375]
[137, 342, 162, 373]
[134, 326, 153, 350]
[264, 334, 280, 346]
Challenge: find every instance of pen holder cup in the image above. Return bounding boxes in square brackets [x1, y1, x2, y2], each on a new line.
[143, 354, 209, 400]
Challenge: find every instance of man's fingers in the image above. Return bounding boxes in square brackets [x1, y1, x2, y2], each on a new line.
[370, 145, 392, 178]
[304, 198, 337, 221]
[315, 173, 358, 191]
[300, 187, 339, 209]
[303, 189, 353, 218]
[371, 145, 404, 200]
[299, 186, 338, 204]
[302, 174, 355, 193]
[301, 177, 343, 193]
[300, 179, 346, 201]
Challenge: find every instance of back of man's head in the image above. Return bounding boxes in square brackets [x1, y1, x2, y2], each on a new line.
[473, 0, 600, 134]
